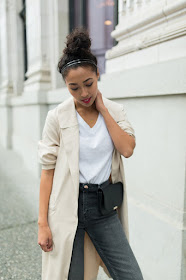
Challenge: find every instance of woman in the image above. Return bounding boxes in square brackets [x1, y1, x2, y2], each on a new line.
[37, 27, 144, 280]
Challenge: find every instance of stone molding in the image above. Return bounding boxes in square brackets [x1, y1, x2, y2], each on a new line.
[106, 0, 186, 59]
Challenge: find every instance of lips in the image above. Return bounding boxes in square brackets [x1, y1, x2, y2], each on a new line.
[82, 97, 91, 101]
[81, 97, 91, 103]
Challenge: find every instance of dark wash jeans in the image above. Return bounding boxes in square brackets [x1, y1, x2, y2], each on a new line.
[68, 179, 144, 280]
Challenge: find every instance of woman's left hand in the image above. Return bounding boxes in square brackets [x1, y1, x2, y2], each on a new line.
[95, 89, 107, 114]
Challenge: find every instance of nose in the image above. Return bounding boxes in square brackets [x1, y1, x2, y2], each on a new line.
[81, 87, 89, 98]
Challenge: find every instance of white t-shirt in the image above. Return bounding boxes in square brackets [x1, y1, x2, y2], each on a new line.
[76, 110, 114, 184]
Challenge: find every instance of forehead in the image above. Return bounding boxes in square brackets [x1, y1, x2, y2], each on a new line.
[65, 66, 96, 83]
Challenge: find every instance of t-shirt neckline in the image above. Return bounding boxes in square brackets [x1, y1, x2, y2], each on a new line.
[76, 110, 101, 132]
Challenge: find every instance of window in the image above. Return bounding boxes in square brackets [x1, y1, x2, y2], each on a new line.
[19, 0, 28, 81]
[69, 0, 118, 76]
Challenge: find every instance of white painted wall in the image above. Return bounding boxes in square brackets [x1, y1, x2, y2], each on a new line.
[121, 94, 186, 280]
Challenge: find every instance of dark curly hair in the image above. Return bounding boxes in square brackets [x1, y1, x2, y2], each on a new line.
[57, 27, 98, 81]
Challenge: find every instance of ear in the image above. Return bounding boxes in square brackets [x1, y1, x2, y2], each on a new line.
[97, 69, 100, 79]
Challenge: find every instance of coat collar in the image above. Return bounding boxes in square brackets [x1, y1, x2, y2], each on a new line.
[57, 96, 78, 128]
[57, 95, 122, 128]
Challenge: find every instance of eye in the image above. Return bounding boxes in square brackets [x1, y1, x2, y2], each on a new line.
[86, 82, 93, 87]
[70, 82, 93, 91]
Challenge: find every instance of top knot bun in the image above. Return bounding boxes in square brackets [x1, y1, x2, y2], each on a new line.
[57, 27, 97, 80]
[63, 27, 91, 56]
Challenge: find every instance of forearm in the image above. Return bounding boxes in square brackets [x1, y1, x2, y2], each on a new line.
[38, 169, 55, 226]
[101, 108, 136, 158]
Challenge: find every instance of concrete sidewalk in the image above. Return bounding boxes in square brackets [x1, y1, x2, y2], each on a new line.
[0, 145, 41, 280]
[0, 145, 110, 280]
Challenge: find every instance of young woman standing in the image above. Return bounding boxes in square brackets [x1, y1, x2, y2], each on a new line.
[38, 27, 144, 280]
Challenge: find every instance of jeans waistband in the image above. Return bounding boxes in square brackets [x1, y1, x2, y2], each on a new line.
[79, 178, 110, 192]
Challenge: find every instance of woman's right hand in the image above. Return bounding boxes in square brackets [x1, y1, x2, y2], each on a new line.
[38, 224, 53, 252]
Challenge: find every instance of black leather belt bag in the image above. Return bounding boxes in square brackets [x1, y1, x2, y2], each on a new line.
[97, 181, 123, 215]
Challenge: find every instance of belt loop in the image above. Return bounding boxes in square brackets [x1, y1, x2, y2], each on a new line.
[97, 184, 100, 193]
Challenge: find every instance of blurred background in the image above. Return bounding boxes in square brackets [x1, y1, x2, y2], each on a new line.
[0, 0, 186, 279]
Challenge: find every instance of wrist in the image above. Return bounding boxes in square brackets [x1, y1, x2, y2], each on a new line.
[38, 222, 48, 227]
[100, 107, 108, 117]
[38, 219, 48, 227]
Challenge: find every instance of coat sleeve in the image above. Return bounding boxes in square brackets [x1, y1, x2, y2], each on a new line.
[117, 104, 136, 141]
[38, 109, 60, 170]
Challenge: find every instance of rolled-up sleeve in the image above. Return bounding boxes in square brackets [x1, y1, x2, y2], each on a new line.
[38, 110, 60, 170]
[117, 104, 136, 141]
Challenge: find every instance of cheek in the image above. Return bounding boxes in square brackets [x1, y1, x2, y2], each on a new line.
[91, 84, 98, 93]
[68, 89, 77, 96]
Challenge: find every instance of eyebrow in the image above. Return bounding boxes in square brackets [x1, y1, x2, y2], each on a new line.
[69, 78, 93, 86]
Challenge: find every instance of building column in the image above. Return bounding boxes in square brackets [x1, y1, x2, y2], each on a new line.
[0, 0, 13, 96]
[0, 0, 24, 97]
[48, 0, 69, 89]
[0, 0, 25, 148]
[23, 0, 51, 94]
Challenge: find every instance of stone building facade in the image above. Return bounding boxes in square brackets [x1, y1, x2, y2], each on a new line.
[0, 0, 186, 279]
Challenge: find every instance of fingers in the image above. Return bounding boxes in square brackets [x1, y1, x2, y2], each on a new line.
[47, 237, 53, 250]
[38, 225, 53, 252]
[38, 238, 53, 252]
[39, 243, 53, 252]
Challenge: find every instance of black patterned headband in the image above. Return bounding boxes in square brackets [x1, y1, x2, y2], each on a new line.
[61, 59, 97, 73]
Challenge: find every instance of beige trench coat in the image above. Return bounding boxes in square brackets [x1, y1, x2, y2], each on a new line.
[38, 95, 136, 280]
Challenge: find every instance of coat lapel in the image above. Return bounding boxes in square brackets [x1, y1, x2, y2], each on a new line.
[57, 96, 79, 192]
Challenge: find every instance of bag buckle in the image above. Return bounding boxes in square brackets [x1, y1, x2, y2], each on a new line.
[113, 206, 118, 210]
